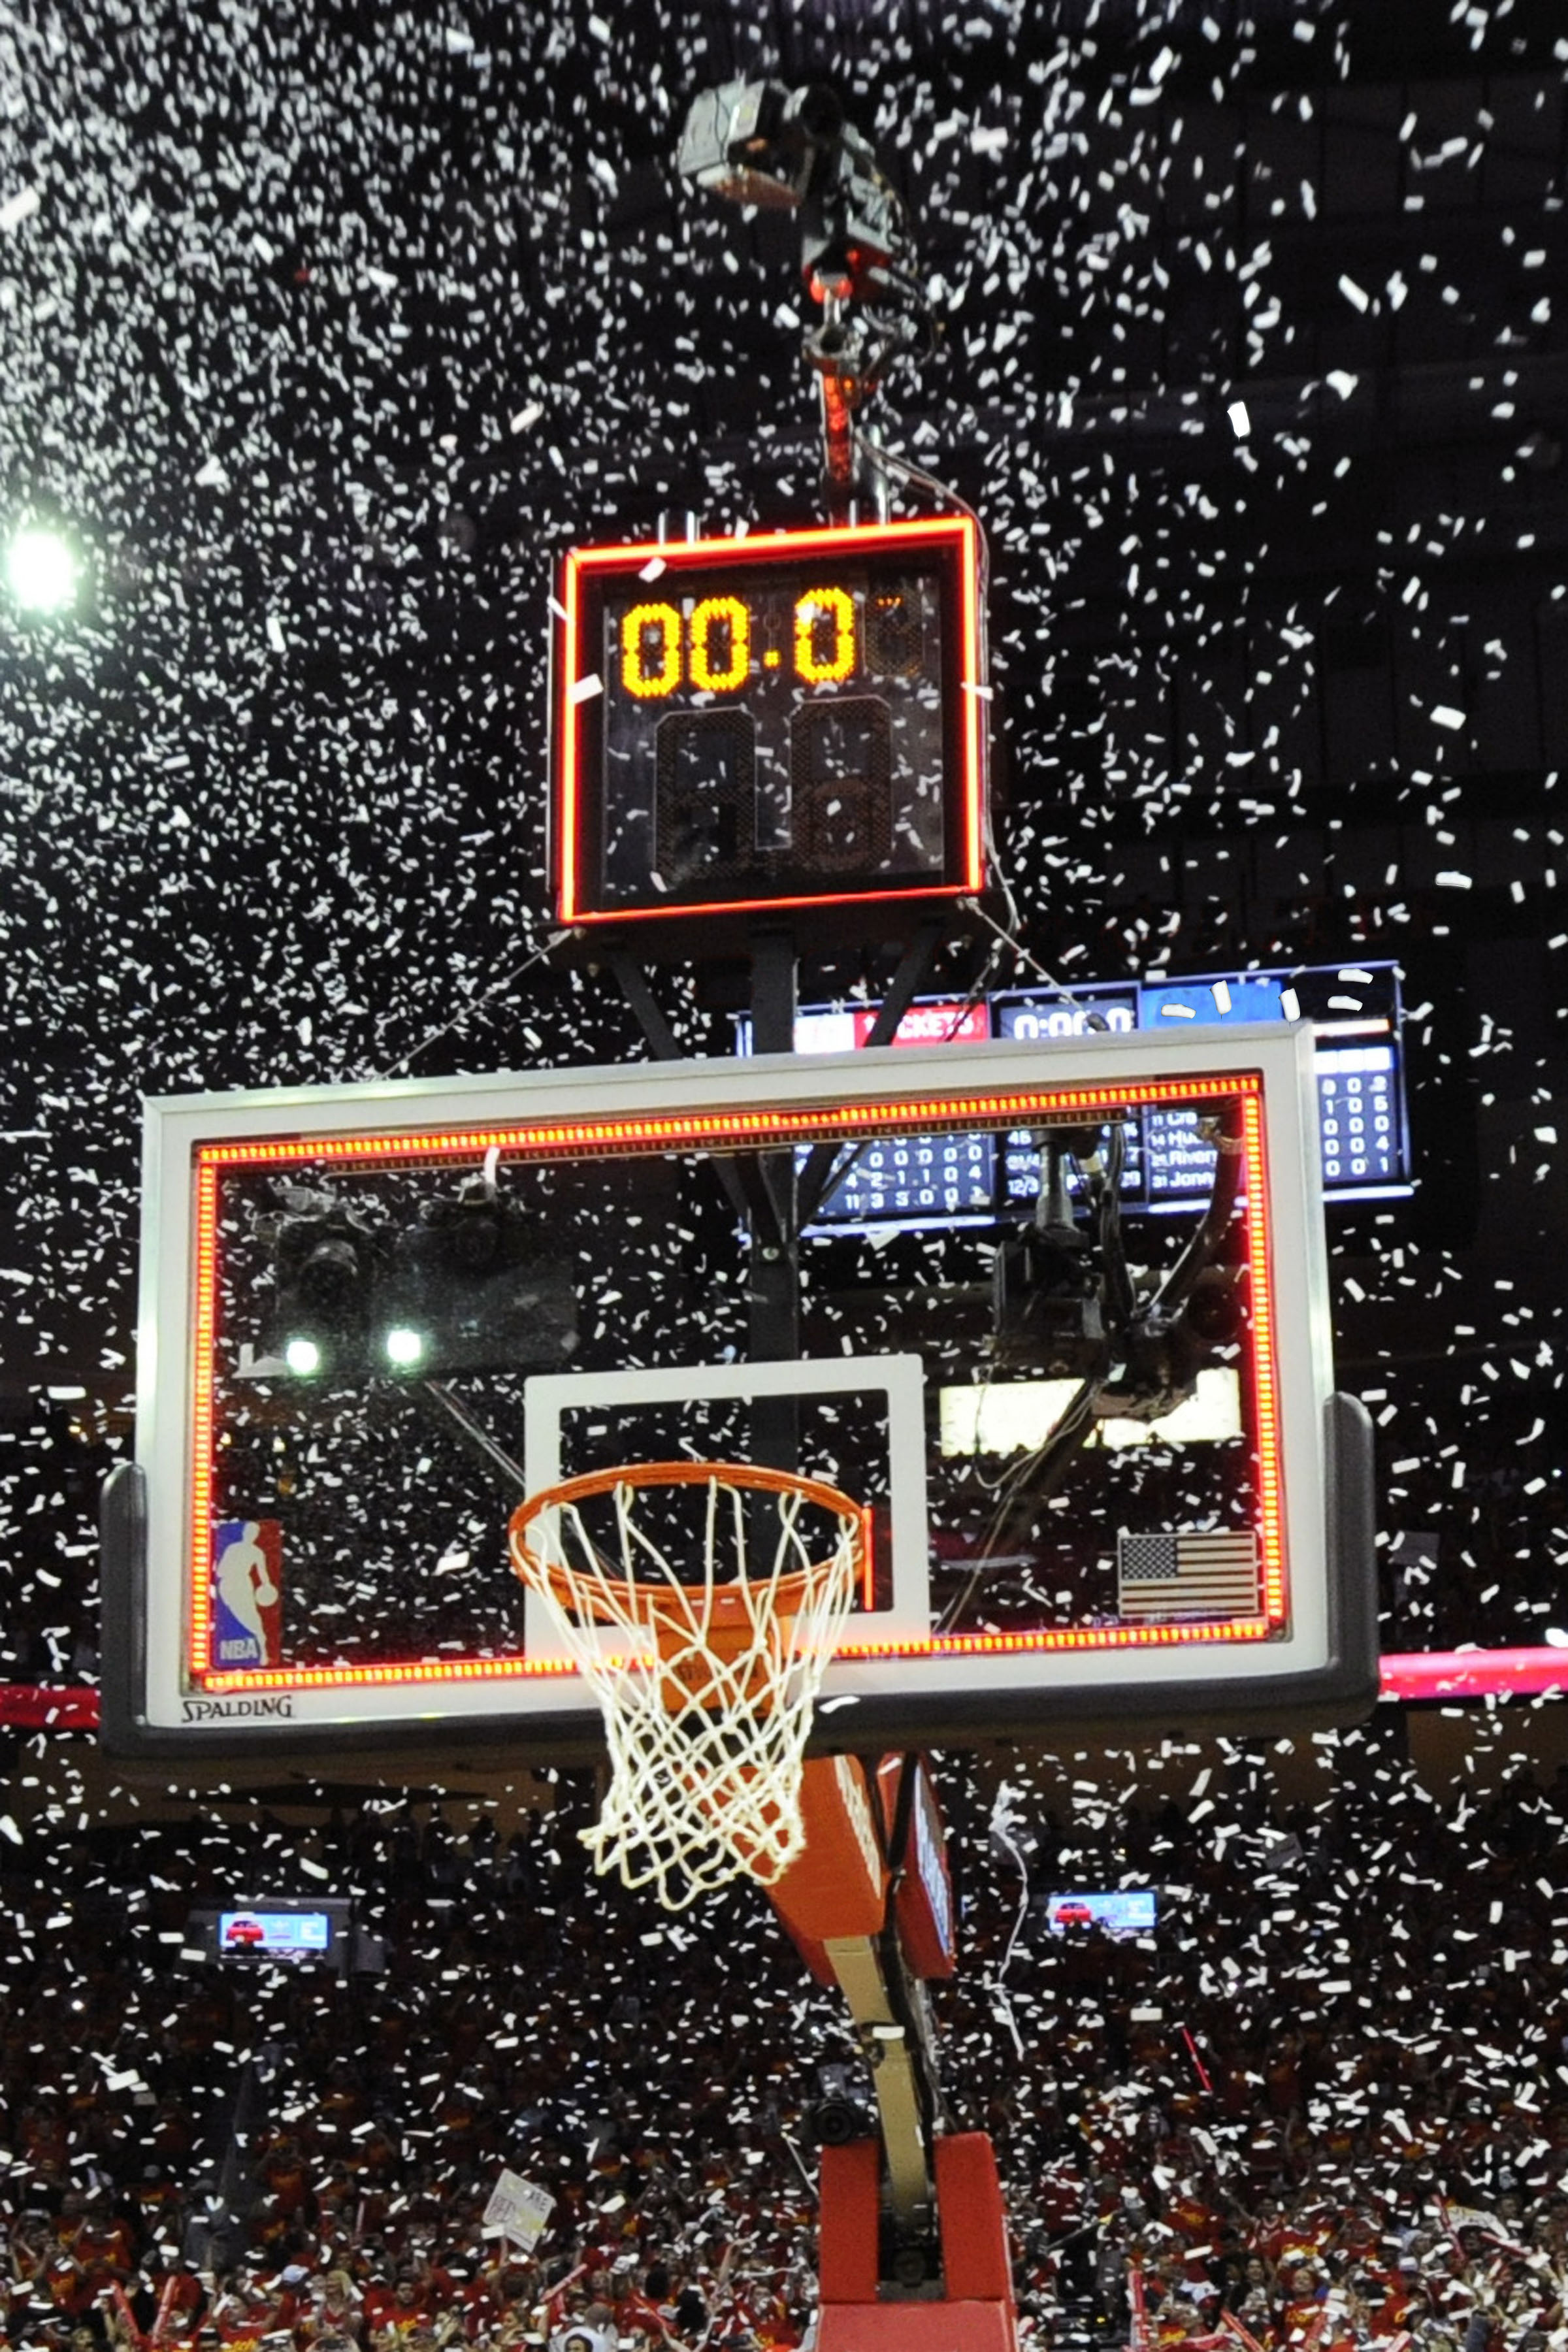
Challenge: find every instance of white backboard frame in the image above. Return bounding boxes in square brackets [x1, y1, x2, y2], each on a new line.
[103, 1022, 1375, 1755]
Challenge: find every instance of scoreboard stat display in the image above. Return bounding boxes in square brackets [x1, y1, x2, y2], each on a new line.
[764, 962, 1408, 1224]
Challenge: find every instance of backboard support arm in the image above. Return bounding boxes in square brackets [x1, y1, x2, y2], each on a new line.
[749, 928, 802, 1471]
[796, 918, 947, 1227]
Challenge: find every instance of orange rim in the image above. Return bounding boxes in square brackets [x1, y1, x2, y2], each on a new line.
[508, 1460, 869, 1633]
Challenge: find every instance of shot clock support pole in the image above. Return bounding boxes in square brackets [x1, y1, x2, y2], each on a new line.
[748, 927, 801, 1474]
[796, 917, 945, 1228]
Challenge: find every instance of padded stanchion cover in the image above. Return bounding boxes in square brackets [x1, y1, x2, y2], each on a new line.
[817, 2140, 881, 2304]
[936, 2134, 1013, 2303]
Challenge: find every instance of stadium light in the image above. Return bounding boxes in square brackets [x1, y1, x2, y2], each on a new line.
[283, 1335, 323, 1375]
[383, 1325, 426, 1369]
[5, 524, 79, 613]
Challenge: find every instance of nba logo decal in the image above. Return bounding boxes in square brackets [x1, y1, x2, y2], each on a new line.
[211, 1520, 284, 1669]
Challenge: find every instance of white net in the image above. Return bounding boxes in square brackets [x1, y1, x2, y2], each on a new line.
[509, 1465, 864, 1913]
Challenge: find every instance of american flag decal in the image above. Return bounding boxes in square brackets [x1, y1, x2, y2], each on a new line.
[1116, 1529, 1261, 1621]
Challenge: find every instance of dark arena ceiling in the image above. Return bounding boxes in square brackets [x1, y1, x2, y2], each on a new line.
[0, 0, 1564, 1696]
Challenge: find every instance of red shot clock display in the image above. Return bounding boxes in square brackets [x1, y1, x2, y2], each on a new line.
[553, 515, 987, 932]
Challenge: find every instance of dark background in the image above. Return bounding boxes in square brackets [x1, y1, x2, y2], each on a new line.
[0, 0, 1565, 1695]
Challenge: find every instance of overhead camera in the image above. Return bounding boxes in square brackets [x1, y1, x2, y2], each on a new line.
[993, 1109, 1247, 1416]
[678, 80, 839, 211]
[992, 1128, 1117, 1382]
[676, 78, 929, 515]
[254, 1173, 576, 1381]
[256, 1187, 388, 1378]
[677, 78, 913, 304]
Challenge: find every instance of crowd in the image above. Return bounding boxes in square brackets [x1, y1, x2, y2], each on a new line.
[0, 1726, 1564, 2352]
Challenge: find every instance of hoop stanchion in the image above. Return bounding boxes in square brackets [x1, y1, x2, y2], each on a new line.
[510, 1461, 867, 1912]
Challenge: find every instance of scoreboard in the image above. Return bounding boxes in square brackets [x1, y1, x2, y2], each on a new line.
[746, 961, 1410, 1222]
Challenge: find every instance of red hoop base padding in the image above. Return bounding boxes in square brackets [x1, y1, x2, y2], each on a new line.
[817, 2306, 1016, 2352]
[816, 2133, 1018, 2352]
[765, 1756, 889, 1948]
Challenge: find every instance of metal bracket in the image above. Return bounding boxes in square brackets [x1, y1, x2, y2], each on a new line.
[824, 1935, 933, 2220]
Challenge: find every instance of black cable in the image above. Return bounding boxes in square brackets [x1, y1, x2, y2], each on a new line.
[938, 1376, 1102, 1635]
[1152, 1104, 1245, 1317]
[1096, 1121, 1137, 1333]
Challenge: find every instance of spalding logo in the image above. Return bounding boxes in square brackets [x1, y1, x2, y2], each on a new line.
[181, 1693, 295, 1723]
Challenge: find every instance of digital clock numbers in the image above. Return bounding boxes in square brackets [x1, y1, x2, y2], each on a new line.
[617, 583, 894, 696]
[554, 517, 986, 934]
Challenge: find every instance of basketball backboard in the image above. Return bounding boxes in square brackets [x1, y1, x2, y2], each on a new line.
[101, 1024, 1375, 1758]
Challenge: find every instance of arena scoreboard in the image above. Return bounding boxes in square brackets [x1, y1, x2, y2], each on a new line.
[553, 516, 987, 930]
[738, 961, 1410, 1224]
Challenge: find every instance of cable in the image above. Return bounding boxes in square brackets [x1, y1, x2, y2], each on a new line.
[985, 1784, 1031, 2062]
[959, 894, 1095, 1011]
[1153, 1107, 1243, 1316]
[939, 1376, 1100, 1634]
[855, 427, 988, 578]
[372, 936, 560, 1080]
[1096, 1122, 1137, 1333]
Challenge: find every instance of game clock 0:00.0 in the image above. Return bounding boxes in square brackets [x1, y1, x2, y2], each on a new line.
[553, 515, 987, 932]
[617, 585, 862, 696]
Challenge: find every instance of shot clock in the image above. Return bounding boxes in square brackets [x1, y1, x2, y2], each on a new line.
[553, 515, 987, 936]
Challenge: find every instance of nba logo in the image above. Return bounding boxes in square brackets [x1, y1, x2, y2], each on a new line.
[211, 1522, 284, 1669]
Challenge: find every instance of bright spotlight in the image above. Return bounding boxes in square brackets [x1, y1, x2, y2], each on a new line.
[284, 1335, 322, 1375]
[384, 1326, 425, 1369]
[5, 525, 78, 612]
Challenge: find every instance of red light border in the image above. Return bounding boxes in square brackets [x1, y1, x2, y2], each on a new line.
[555, 517, 987, 928]
[184, 1070, 1287, 1695]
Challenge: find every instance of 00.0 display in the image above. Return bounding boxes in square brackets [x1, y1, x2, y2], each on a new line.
[619, 585, 886, 698]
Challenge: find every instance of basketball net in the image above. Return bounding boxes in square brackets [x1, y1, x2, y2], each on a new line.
[509, 1463, 865, 1912]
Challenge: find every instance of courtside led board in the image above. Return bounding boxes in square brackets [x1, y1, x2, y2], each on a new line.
[101, 1026, 1375, 1758]
[553, 517, 986, 929]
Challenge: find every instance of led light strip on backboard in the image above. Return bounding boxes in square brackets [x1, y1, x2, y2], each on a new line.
[124, 1024, 1350, 1742]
